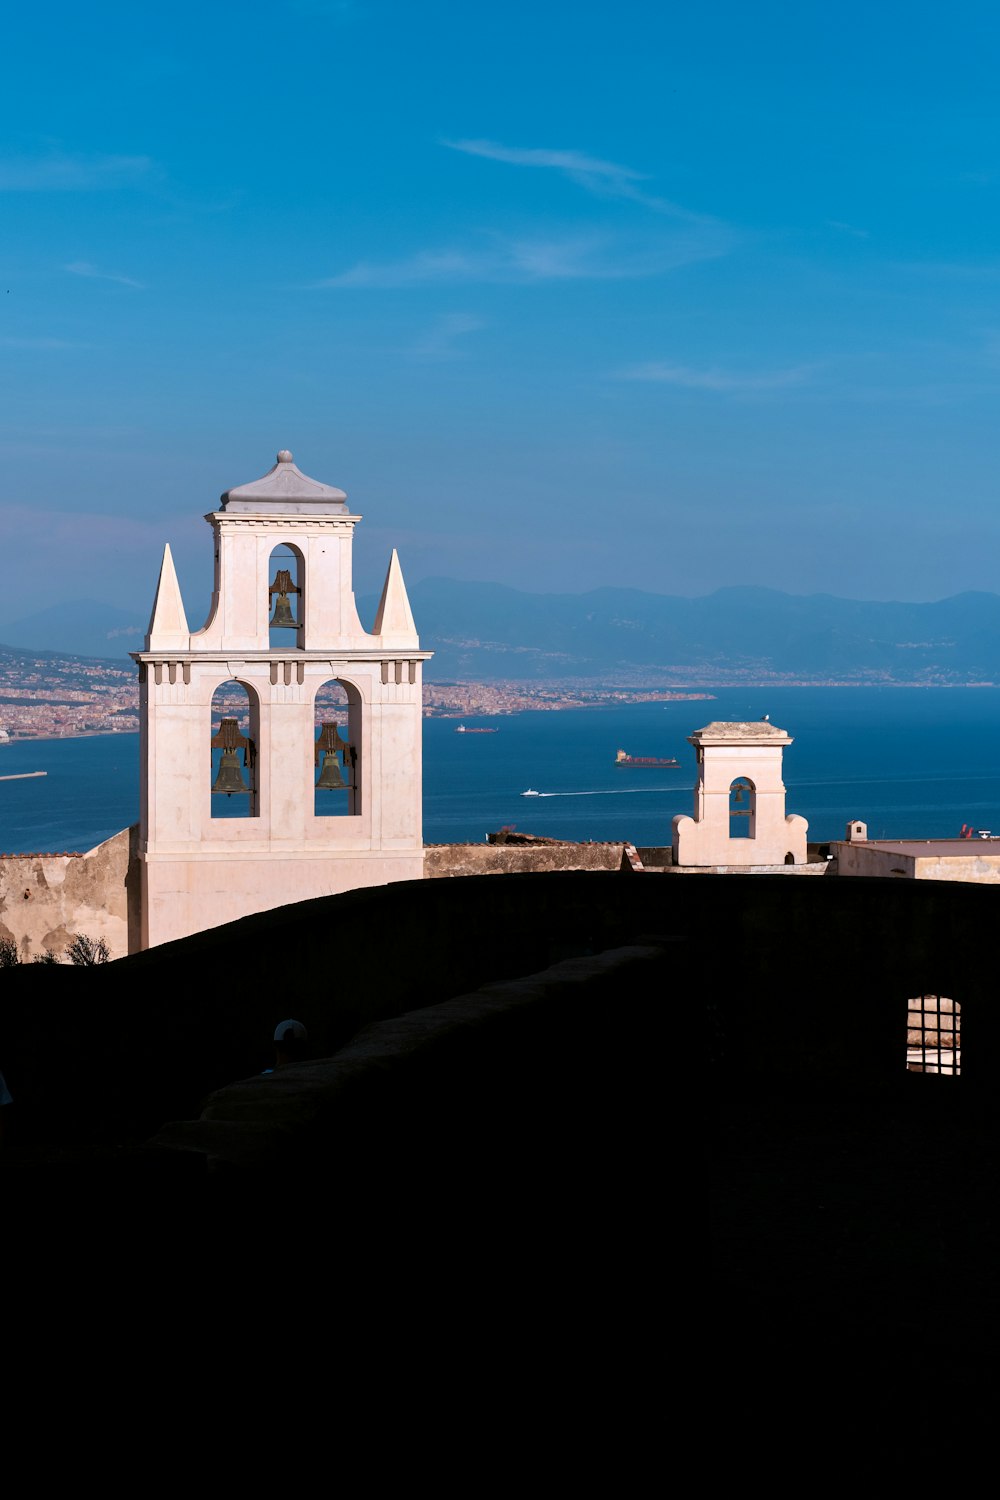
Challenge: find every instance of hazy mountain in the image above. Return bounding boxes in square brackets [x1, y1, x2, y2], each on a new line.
[0, 600, 147, 663]
[7, 583, 1000, 683]
[391, 580, 1000, 683]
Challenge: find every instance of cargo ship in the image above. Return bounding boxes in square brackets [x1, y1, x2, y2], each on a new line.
[615, 748, 679, 768]
[454, 725, 499, 734]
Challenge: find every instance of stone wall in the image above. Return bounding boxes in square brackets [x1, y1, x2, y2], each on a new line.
[836, 841, 1000, 883]
[150, 943, 668, 1173]
[424, 841, 629, 877]
[0, 825, 136, 962]
[663, 860, 831, 875]
[3, 827, 627, 959]
[0, 827, 834, 968]
[8, 868, 1000, 1164]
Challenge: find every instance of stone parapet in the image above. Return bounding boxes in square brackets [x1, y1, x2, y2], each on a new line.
[0, 825, 137, 961]
[424, 842, 629, 877]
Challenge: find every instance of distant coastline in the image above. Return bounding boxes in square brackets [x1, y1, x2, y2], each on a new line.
[0, 728, 138, 745]
[6, 676, 1000, 744]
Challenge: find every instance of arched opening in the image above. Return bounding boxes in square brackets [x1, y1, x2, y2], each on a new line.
[729, 777, 755, 839]
[907, 994, 961, 1075]
[210, 681, 259, 820]
[784, 851, 795, 865]
[268, 543, 303, 648]
[314, 678, 360, 819]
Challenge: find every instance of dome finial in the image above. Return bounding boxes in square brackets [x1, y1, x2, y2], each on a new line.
[277, 449, 293, 463]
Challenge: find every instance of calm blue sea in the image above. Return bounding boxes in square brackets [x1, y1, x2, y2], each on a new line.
[2, 687, 1000, 854]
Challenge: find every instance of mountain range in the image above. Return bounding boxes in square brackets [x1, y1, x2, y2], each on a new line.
[3, 581, 1000, 684]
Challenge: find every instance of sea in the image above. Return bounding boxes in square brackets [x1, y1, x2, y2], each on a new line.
[2, 686, 1000, 855]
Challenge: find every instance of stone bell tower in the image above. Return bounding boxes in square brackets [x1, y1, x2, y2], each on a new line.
[134, 450, 430, 950]
[671, 720, 808, 868]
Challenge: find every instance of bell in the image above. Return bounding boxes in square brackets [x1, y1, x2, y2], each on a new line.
[212, 747, 249, 795]
[733, 786, 745, 804]
[269, 567, 300, 629]
[315, 721, 350, 791]
[316, 751, 348, 791]
[211, 716, 253, 796]
[269, 592, 297, 629]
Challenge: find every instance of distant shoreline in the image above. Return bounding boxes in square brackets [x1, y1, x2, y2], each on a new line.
[0, 729, 138, 746]
[3, 679, 1000, 746]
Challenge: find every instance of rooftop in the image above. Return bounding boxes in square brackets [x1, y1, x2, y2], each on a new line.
[848, 839, 1000, 857]
[691, 719, 791, 740]
[219, 450, 349, 515]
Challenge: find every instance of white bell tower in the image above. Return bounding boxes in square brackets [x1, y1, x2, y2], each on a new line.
[672, 720, 808, 867]
[134, 450, 430, 949]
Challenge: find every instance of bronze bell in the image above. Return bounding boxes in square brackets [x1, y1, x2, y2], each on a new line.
[211, 716, 253, 796]
[269, 567, 300, 629]
[316, 751, 348, 791]
[212, 748, 250, 796]
[315, 721, 351, 792]
[269, 592, 297, 629]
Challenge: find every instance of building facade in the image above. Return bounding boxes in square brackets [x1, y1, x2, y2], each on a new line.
[134, 450, 430, 949]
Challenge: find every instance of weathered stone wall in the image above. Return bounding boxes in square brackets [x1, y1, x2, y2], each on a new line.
[835, 844, 916, 879]
[835, 842, 1000, 883]
[911, 855, 1000, 883]
[663, 860, 831, 875]
[424, 841, 629, 877]
[0, 825, 136, 961]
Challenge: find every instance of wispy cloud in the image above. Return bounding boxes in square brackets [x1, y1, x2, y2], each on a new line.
[66, 261, 145, 290]
[827, 219, 869, 239]
[318, 227, 729, 288]
[617, 362, 811, 392]
[0, 336, 87, 350]
[0, 153, 152, 191]
[894, 258, 1000, 279]
[442, 138, 709, 219]
[410, 313, 486, 360]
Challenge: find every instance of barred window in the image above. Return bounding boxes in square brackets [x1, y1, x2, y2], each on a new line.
[906, 995, 960, 1076]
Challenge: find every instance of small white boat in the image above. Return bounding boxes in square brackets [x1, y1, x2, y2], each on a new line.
[521, 788, 540, 797]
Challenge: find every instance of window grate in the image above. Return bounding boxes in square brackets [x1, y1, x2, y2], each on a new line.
[906, 994, 960, 1076]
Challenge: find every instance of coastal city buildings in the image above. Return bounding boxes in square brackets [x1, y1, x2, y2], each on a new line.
[0, 651, 137, 739]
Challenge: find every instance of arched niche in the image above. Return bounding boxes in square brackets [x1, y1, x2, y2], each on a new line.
[210, 680, 260, 820]
[314, 677, 361, 818]
[268, 542, 304, 648]
[729, 777, 755, 839]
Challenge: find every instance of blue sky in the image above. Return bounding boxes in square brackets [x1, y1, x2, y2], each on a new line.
[4, 1, 1000, 622]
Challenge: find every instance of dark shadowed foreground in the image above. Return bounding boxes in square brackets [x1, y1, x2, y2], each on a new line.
[2, 871, 997, 1460]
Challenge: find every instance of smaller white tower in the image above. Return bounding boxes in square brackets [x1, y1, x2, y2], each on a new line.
[672, 720, 808, 867]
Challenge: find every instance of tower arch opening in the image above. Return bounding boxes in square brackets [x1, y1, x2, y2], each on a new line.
[314, 678, 361, 818]
[210, 681, 259, 820]
[729, 777, 756, 840]
[268, 543, 303, 648]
